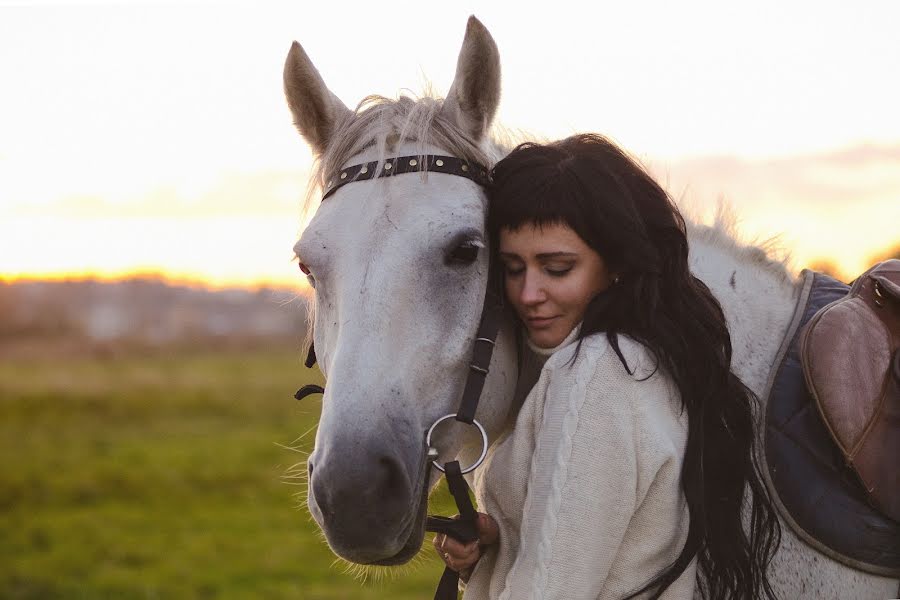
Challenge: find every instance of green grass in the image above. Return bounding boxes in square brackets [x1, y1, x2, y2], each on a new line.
[0, 350, 453, 599]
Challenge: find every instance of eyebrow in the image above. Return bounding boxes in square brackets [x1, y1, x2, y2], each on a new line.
[499, 251, 579, 260]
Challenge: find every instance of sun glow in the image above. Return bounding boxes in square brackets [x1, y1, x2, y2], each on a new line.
[1, 2, 898, 288]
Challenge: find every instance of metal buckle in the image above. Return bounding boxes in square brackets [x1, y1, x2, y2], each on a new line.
[873, 280, 885, 307]
[425, 414, 489, 474]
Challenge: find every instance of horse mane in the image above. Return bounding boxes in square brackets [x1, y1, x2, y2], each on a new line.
[684, 203, 793, 282]
[301, 90, 512, 217]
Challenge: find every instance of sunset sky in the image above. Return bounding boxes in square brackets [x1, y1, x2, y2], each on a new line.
[1, 1, 898, 288]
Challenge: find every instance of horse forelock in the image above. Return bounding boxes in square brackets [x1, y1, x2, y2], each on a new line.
[302, 91, 508, 217]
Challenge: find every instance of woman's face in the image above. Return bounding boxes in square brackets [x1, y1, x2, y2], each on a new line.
[499, 222, 612, 349]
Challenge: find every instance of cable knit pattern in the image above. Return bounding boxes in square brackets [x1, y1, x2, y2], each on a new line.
[466, 333, 696, 600]
[530, 343, 596, 597]
[502, 325, 589, 598]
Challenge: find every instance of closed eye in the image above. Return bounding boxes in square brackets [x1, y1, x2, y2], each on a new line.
[546, 266, 573, 277]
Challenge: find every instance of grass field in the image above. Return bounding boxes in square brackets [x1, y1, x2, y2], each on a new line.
[0, 348, 453, 599]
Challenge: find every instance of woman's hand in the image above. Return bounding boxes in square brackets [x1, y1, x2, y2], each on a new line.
[432, 512, 499, 581]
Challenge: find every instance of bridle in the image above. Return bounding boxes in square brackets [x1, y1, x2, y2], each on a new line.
[293, 154, 503, 600]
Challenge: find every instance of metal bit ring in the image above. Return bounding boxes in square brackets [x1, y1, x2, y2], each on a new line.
[425, 414, 489, 474]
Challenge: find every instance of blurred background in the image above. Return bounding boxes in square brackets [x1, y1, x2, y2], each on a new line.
[1, 1, 898, 598]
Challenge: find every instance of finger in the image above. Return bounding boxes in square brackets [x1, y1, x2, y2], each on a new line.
[443, 551, 462, 572]
[442, 552, 454, 570]
[460, 539, 480, 559]
[432, 533, 446, 552]
[454, 546, 482, 572]
[445, 540, 479, 564]
[441, 535, 470, 557]
[477, 513, 500, 546]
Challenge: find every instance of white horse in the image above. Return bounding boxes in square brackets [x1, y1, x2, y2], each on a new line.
[284, 16, 899, 598]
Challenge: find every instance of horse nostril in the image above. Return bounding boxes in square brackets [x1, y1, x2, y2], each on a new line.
[308, 460, 314, 479]
[377, 455, 406, 495]
[311, 472, 333, 519]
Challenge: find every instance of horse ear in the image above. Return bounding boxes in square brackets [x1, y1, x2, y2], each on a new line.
[441, 16, 501, 142]
[283, 41, 352, 155]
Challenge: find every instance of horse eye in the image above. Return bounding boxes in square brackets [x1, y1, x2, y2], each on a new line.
[298, 262, 316, 289]
[446, 241, 481, 266]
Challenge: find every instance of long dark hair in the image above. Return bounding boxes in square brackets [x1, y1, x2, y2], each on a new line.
[488, 134, 780, 599]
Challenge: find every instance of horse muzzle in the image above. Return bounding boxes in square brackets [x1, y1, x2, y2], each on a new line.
[307, 438, 427, 564]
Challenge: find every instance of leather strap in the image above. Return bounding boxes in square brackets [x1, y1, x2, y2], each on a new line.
[455, 298, 503, 424]
[304, 343, 317, 368]
[424, 284, 504, 599]
[294, 384, 324, 401]
[893, 348, 900, 382]
[426, 460, 479, 600]
[322, 155, 490, 201]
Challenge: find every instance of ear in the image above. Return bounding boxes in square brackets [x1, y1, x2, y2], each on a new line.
[441, 16, 501, 142]
[283, 41, 352, 155]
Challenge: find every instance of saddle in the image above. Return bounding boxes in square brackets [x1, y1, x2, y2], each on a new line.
[800, 259, 900, 522]
[762, 263, 900, 577]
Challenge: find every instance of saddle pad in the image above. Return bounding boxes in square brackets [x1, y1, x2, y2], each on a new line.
[762, 270, 900, 577]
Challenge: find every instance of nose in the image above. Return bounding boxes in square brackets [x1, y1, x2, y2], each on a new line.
[309, 449, 413, 532]
[519, 270, 546, 306]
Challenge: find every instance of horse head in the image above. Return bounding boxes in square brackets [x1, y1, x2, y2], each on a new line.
[284, 17, 518, 566]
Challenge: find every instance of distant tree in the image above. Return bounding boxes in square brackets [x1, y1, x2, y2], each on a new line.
[869, 242, 900, 263]
[807, 259, 847, 282]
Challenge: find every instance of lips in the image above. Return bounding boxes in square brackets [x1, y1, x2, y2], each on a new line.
[526, 315, 558, 329]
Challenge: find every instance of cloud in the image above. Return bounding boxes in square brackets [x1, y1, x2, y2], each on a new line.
[6, 168, 311, 219]
[5, 144, 898, 284]
[649, 143, 900, 277]
[654, 142, 900, 210]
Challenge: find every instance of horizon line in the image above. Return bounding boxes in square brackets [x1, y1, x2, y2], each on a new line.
[0, 269, 307, 293]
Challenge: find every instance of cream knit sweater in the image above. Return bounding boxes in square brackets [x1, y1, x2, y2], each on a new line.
[465, 329, 696, 599]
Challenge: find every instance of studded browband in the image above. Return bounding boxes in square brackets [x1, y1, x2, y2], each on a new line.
[322, 154, 490, 200]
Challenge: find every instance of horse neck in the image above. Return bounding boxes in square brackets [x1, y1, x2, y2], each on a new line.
[688, 235, 801, 394]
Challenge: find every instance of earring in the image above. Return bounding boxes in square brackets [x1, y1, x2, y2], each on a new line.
[612, 275, 621, 285]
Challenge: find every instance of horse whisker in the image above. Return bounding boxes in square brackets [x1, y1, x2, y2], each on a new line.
[274, 441, 311, 456]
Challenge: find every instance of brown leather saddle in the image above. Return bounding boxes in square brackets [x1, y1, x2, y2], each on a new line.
[800, 260, 900, 522]
[762, 263, 900, 577]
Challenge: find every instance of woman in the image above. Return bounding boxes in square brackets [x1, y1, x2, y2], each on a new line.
[433, 134, 780, 599]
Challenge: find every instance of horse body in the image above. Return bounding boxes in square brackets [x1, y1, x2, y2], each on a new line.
[284, 16, 898, 597]
[687, 230, 899, 597]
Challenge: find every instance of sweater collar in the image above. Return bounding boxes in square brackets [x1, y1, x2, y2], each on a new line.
[525, 323, 582, 357]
